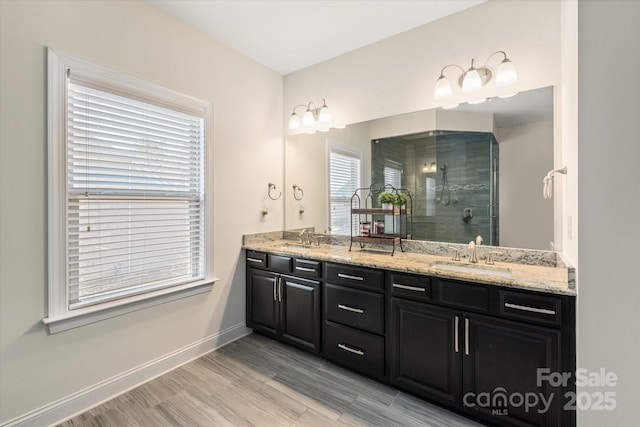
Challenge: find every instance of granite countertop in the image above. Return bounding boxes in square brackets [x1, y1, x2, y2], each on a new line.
[242, 235, 576, 297]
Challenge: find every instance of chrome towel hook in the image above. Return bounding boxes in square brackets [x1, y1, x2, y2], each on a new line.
[268, 183, 281, 200]
[292, 184, 304, 201]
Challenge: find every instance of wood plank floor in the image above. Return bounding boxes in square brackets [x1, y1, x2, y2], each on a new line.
[58, 334, 484, 426]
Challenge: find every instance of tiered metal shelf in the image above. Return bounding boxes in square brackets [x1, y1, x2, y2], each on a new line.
[349, 184, 413, 256]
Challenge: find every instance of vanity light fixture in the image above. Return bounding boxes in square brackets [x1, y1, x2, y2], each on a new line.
[288, 98, 334, 132]
[434, 51, 518, 102]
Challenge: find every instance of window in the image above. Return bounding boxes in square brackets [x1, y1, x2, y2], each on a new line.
[46, 49, 214, 333]
[384, 161, 402, 189]
[329, 144, 362, 235]
[426, 177, 436, 216]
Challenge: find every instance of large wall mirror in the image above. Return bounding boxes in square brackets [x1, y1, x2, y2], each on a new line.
[285, 86, 554, 250]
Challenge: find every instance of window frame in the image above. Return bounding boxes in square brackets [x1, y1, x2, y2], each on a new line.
[45, 49, 216, 333]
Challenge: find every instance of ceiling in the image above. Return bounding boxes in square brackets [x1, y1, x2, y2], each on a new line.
[147, 0, 486, 75]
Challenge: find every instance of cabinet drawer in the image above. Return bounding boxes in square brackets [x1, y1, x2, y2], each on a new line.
[323, 321, 385, 379]
[268, 254, 293, 274]
[390, 272, 431, 302]
[325, 284, 384, 334]
[246, 250, 267, 269]
[293, 258, 322, 279]
[326, 263, 384, 290]
[499, 290, 562, 327]
[437, 279, 489, 313]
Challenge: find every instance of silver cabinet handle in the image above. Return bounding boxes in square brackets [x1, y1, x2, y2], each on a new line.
[296, 266, 316, 272]
[278, 277, 283, 303]
[337, 273, 363, 281]
[273, 280, 277, 302]
[338, 343, 364, 356]
[247, 257, 263, 263]
[464, 318, 470, 356]
[454, 316, 459, 353]
[393, 283, 426, 292]
[504, 303, 556, 315]
[337, 304, 364, 314]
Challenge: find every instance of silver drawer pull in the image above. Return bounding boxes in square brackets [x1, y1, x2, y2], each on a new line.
[247, 257, 263, 263]
[454, 316, 459, 353]
[337, 273, 364, 281]
[296, 266, 316, 272]
[505, 303, 556, 316]
[393, 283, 426, 292]
[338, 343, 364, 356]
[337, 304, 364, 314]
[465, 318, 469, 356]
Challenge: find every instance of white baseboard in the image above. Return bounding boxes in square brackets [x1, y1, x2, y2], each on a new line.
[1, 323, 251, 427]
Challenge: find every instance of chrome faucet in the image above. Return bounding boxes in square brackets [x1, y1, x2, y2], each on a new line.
[485, 251, 504, 265]
[468, 241, 478, 263]
[299, 229, 311, 245]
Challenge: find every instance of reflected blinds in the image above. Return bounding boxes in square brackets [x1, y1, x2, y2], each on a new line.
[66, 77, 205, 308]
[329, 148, 361, 235]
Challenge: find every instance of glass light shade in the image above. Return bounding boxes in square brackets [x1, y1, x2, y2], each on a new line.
[434, 75, 453, 99]
[461, 68, 482, 93]
[302, 109, 315, 128]
[495, 59, 518, 86]
[318, 105, 332, 124]
[288, 113, 301, 130]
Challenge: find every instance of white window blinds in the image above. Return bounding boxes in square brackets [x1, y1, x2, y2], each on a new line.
[66, 78, 205, 308]
[329, 147, 361, 235]
[384, 164, 402, 189]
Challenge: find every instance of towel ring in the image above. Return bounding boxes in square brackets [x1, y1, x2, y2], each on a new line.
[268, 183, 281, 200]
[292, 184, 304, 201]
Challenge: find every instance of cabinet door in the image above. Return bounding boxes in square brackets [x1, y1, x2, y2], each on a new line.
[464, 314, 561, 427]
[247, 268, 279, 337]
[280, 275, 321, 352]
[390, 298, 462, 406]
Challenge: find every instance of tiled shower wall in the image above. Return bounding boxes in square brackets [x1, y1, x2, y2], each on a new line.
[372, 131, 498, 245]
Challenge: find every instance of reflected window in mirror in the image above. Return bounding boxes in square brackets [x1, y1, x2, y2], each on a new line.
[384, 161, 402, 192]
[329, 143, 362, 235]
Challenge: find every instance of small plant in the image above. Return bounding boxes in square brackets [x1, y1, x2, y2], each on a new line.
[396, 193, 408, 206]
[378, 192, 396, 205]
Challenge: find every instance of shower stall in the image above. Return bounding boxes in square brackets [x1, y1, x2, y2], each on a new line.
[371, 130, 499, 246]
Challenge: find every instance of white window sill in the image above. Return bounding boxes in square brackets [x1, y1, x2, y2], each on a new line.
[43, 278, 218, 334]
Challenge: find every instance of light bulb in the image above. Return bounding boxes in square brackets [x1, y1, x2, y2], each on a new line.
[302, 108, 315, 128]
[318, 104, 332, 124]
[288, 113, 300, 130]
[434, 75, 453, 99]
[462, 68, 482, 93]
[496, 58, 517, 86]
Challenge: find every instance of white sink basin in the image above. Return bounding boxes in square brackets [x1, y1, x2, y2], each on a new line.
[278, 243, 315, 252]
[432, 261, 513, 278]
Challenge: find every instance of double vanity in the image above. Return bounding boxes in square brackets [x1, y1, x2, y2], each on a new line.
[243, 231, 576, 427]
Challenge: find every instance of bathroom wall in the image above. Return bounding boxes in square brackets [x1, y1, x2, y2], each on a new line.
[498, 120, 554, 249]
[577, 2, 640, 426]
[0, 0, 282, 423]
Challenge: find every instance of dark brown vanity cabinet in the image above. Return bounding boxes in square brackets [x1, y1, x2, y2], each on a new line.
[322, 263, 386, 380]
[390, 273, 575, 427]
[246, 250, 575, 427]
[246, 251, 321, 353]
